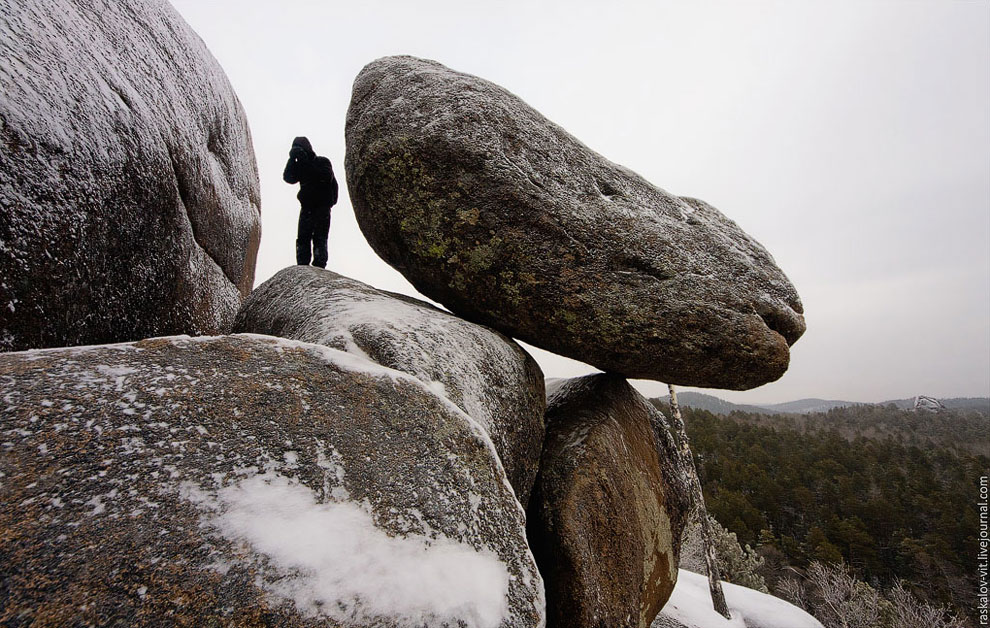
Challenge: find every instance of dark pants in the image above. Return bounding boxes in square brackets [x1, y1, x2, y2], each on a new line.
[296, 205, 331, 268]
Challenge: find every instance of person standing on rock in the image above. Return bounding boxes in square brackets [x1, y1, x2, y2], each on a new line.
[283, 136, 338, 268]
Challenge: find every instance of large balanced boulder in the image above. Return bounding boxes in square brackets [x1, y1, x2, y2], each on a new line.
[232, 266, 546, 507]
[345, 56, 805, 389]
[528, 374, 691, 628]
[0, 335, 544, 627]
[0, 0, 261, 352]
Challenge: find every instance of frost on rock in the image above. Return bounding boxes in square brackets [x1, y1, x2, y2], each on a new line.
[0, 334, 544, 627]
[0, 0, 261, 352]
[233, 266, 546, 507]
[345, 56, 806, 389]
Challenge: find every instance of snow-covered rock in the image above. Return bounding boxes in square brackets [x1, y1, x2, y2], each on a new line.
[0, 334, 544, 627]
[232, 266, 546, 507]
[0, 0, 261, 352]
[528, 374, 690, 628]
[345, 55, 805, 390]
[913, 395, 945, 413]
[653, 569, 823, 628]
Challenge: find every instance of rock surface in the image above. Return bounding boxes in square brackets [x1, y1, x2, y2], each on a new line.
[527, 374, 691, 628]
[345, 55, 805, 389]
[0, 334, 544, 627]
[232, 266, 546, 507]
[0, 0, 261, 352]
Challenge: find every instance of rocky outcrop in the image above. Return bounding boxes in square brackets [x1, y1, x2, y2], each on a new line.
[0, 334, 544, 627]
[345, 55, 805, 389]
[0, 0, 261, 352]
[913, 395, 945, 413]
[527, 374, 691, 628]
[232, 266, 545, 507]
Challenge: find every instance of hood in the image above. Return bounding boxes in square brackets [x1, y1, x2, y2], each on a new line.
[292, 136, 315, 158]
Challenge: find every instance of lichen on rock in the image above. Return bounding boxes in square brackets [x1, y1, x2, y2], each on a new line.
[528, 374, 691, 628]
[345, 55, 805, 389]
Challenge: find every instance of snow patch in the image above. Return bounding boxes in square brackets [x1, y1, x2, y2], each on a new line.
[315, 441, 349, 502]
[185, 472, 510, 627]
[96, 365, 139, 378]
[85, 495, 105, 516]
[655, 569, 823, 628]
[427, 380, 447, 398]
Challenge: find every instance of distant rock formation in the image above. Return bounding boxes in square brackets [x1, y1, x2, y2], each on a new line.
[528, 374, 691, 628]
[0, 0, 261, 352]
[0, 335, 544, 627]
[232, 266, 546, 507]
[913, 395, 945, 413]
[345, 55, 805, 390]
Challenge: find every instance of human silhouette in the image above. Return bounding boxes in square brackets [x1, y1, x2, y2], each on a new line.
[283, 137, 338, 268]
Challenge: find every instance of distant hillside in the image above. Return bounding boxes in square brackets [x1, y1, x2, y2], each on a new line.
[660, 392, 861, 415]
[673, 403, 988, 623]
[664, 392, 774, 415]
[658, 392, 989, 417]
[653, 398, 990, 457]
[759, 398, 864, 414]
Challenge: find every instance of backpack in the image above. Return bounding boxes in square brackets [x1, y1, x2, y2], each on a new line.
[313, 156, 338, 207]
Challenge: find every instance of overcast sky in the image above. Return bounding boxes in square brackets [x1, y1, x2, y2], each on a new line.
[171, 0, 989, 404]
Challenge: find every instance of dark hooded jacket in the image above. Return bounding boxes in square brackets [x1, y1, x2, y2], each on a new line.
[283, 136, 338, 209]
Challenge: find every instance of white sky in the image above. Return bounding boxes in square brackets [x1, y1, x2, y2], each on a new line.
[170, 0, 989, 404]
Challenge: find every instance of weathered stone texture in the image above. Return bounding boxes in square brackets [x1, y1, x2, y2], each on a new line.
[232, 266, 545, 507]
[345, 55, 805, 389]
[0, 334, 543, 627]
[0, 0, 261, 352]
[528, 374, 690, 627]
